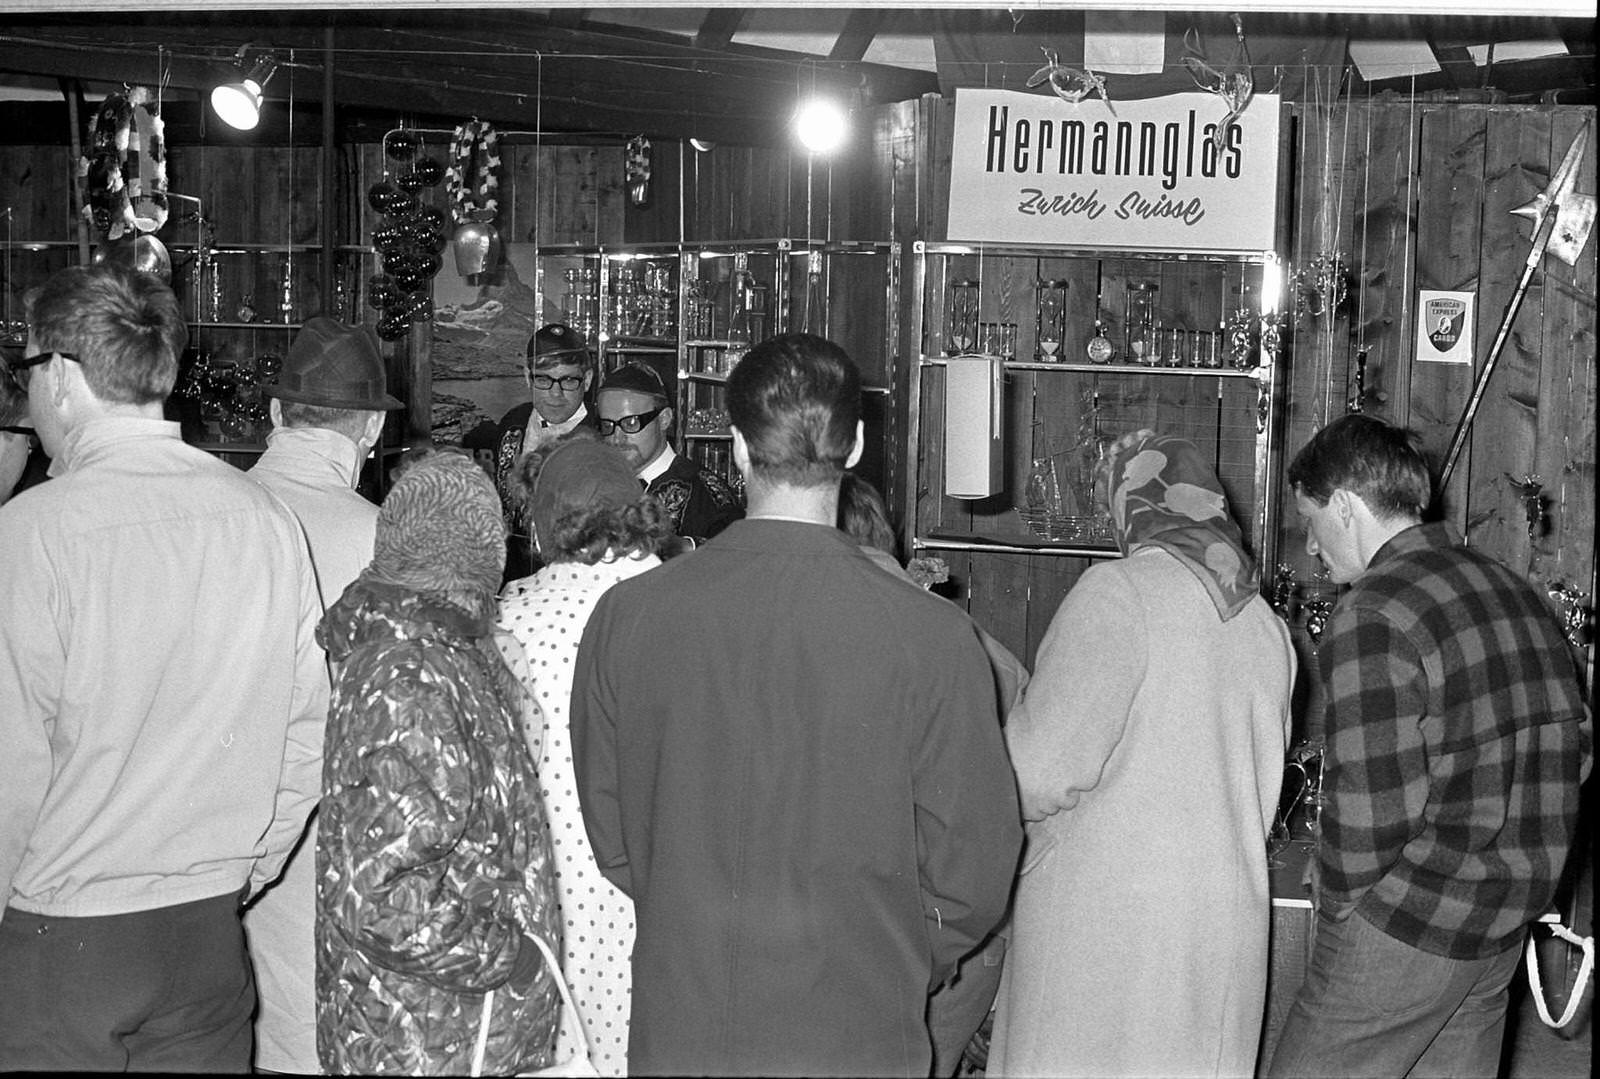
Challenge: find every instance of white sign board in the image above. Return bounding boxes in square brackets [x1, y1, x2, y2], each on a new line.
[1415, 290, 1476, 365]
[946, 89, 1282, 254]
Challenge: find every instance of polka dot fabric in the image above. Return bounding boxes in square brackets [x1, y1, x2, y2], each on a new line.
[497, 554, 660, 1076]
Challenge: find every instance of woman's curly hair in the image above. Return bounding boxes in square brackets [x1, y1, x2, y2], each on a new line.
[508, 430, 674, 564]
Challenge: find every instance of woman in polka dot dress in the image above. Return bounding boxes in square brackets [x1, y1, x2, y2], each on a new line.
[497, 436, 672, 1076]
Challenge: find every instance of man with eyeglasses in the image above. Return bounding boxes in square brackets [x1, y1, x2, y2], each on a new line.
[596, 361, 741, 549]
[0, 263, 326, 1072]
[491, 323, 599, 579]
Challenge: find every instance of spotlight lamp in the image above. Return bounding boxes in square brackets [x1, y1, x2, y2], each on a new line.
[211, 45, 278, 131]
[793, 96, 850, 156]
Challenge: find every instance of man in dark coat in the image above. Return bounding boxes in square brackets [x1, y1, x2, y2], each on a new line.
[493, 323, 598, 580]
[571, 333, 1022, 1077]
[596, 361, 741, 548]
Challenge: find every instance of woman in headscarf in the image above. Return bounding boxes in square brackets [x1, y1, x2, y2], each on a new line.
[988, 429, 1296, 1079]
[316, 449, 561, 1075]
[497, 435, 672, 1076]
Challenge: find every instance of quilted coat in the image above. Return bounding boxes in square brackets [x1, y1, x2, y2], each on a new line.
[315, 579, 561, 1075]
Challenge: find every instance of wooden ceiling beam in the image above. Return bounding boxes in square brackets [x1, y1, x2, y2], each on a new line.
[829, 10, 883, 63]
[694, 8, 746, 53]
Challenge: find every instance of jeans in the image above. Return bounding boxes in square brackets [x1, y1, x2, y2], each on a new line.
[1266, 906, 1523, 1079]
[0, 893, 256, 1072]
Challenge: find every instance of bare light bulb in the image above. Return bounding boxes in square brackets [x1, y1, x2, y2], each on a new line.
[793, 97, 849, 155]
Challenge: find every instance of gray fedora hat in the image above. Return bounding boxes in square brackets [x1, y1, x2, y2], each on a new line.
[265, 317, 403, 410]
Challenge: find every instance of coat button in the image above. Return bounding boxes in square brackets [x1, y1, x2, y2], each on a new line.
[36, 924, 48, 935]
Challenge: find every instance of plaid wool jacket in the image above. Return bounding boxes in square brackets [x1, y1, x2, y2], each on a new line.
[1315, 522, 1592, 960]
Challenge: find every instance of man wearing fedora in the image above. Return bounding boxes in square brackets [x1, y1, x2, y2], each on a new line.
[0, 264, 326, 1072]
[242, 316, 403, 1075]
[492, 323, 599, 580]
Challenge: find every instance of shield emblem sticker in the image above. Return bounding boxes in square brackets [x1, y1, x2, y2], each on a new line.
[1425, 296, 1467, 353]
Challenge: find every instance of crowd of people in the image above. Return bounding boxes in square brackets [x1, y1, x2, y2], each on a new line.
[0, 261, 1590, 1078]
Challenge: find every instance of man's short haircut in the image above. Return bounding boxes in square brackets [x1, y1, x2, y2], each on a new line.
[1287, 413, 1433, 521]
[277, 399, 378, 443]
[25, 263, 186, 406]
[727, 333, 860, 489]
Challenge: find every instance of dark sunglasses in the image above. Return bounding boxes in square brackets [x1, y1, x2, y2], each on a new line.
[531, 372, 585, 392]
[597, 405, 666, 436]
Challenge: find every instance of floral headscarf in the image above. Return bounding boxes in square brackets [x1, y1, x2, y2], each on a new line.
[1102, 429, 1259, 622]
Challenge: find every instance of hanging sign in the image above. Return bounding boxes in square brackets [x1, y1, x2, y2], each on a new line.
[1415, 289, 1475, 365]
[946, 89, 1282, 254]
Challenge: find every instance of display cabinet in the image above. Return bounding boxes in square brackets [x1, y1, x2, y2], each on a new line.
[530, 239, 900, 507]
[906, 241, 1286, 567]
[675, 239, 899, 503]
[3, 237, 383, 458]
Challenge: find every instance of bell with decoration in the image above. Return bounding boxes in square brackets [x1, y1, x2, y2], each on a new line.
[451, 217, 502, 279]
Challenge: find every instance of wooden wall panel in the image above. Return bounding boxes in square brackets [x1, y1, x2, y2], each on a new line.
[1410, 106, 1488, 531]
[1535, 111, 1598, 600]
[1463, 109, 1555, 571]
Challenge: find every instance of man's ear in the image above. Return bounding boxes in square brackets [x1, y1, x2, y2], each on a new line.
[844, 420, 864, 470]
[730, 425, 750, 474]
[268, 397, 284, 428]
[1330, 487, 1356, 526]
[362, 410, 386, 449]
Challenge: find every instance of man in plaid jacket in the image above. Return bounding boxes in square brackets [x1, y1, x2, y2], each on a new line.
[1268, 414, 1591, 1079]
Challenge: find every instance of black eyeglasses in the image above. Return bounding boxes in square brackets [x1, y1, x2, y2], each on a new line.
[597, 405, 667, 436]
[531, 372, 585, 392]
[3, 349, 77, 395]
[8, 350, 80, 372]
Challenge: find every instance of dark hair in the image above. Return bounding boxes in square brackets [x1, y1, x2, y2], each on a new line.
[727, 333, 860, 488]
[277, 399, 376, 441]
[1287, 413, 1433, 521]
[26, 263, 186, 405]
[508, 430, 672, 564]
[837, 472, 897, 558]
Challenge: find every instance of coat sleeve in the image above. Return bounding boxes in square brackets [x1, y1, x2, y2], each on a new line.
[250, 526, 331, 895]
[0, 511, 56, 921]
[912, 619, 1024, 984]
[331, 678, 529, 991]
[570, 598, 633, 896]
[1006, 567, 1147, 822]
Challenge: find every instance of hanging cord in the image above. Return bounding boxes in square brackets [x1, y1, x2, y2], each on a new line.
[1524, 920, 1595, 1029]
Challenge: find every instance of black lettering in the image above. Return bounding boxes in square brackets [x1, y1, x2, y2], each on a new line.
[1062, 121, 1087, 174]
[1137, 122, 1158, 178]
[1224, 121, 1244, 178]
[1162, 122, 1182, 191]
[1114, 121, 1134, 175]
[1013, 119, 1031, 173]
[1036, 120, 1056, 173]
[1091, 122, 1110, 173]
[986, 105, 1009, 173]
[1185, 110, 1196, 177]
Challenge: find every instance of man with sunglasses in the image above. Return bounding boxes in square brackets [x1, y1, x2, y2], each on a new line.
[0, 263, 326, 1071]
[596, 361, 741, 549]
[492, 323, 599, 579]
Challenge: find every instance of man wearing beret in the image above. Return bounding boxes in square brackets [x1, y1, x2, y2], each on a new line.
[0, 263, 326, 1072]
[597, 360, 742, 548]
[243, 316, 403, 1076]
[493, 323, 598, 579]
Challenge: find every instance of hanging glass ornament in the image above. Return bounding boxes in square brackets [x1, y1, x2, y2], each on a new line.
[367, 179, 401, 214]
[376, 313, 411, 341]
[386, 130, 420, 160]
[367, 274, 401, 310]
[404, 291, 434, 322]
[256, 352, 283, 382]
[373, 222, 406, 255]
[411, 156, 444, 187]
